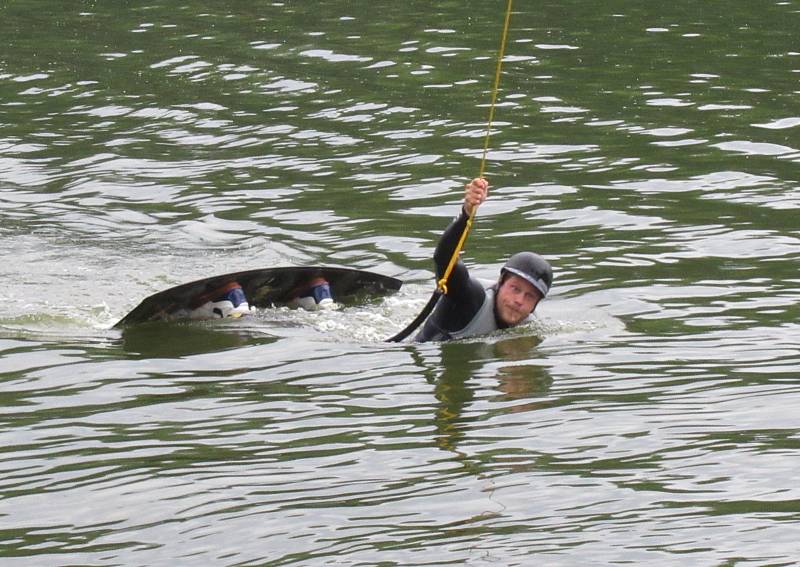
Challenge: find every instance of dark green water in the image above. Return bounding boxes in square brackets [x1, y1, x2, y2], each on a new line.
[2, 2, 799, 565]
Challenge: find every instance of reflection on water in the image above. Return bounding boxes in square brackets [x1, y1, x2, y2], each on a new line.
[118, 321, 273, 358]
[2, 0, 800, 565]
[427, 335, 553, 454]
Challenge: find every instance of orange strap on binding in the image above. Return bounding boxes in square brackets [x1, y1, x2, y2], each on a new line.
[190, 281, 242, 308]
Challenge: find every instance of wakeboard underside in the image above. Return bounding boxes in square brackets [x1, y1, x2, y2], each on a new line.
[114, 266, 402, 328]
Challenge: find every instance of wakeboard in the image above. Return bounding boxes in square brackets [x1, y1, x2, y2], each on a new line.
[114, 266, 402, 328]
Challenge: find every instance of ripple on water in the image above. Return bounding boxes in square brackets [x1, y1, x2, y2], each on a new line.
[2, 1, 800, 565]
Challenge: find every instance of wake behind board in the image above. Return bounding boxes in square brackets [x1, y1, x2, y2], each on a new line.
[114, 266, 402, 328]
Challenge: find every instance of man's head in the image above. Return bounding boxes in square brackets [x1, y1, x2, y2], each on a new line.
[495, 252, 553, 326]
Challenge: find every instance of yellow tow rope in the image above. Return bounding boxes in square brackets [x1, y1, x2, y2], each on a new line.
[436, 0, 514, 295]
[385, 2, 514, 342]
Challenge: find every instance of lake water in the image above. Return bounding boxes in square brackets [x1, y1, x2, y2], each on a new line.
[2, 1, 799, 565]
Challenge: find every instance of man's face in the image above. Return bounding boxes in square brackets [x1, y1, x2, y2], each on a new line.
[495, 274, 542, 326]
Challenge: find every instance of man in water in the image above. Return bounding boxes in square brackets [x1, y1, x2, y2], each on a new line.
[415, 177, 553, 342]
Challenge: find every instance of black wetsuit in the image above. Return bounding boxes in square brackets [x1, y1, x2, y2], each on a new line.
[414, 208, 508, 342]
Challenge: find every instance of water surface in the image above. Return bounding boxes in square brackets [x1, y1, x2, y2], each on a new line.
[2, 1, 800, 565]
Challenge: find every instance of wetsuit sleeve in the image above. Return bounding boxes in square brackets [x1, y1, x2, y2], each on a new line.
[433, 208, 472, 295]
[428, 208, 488, 330]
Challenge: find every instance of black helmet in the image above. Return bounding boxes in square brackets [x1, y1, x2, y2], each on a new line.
[501, 252, 553, 298]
